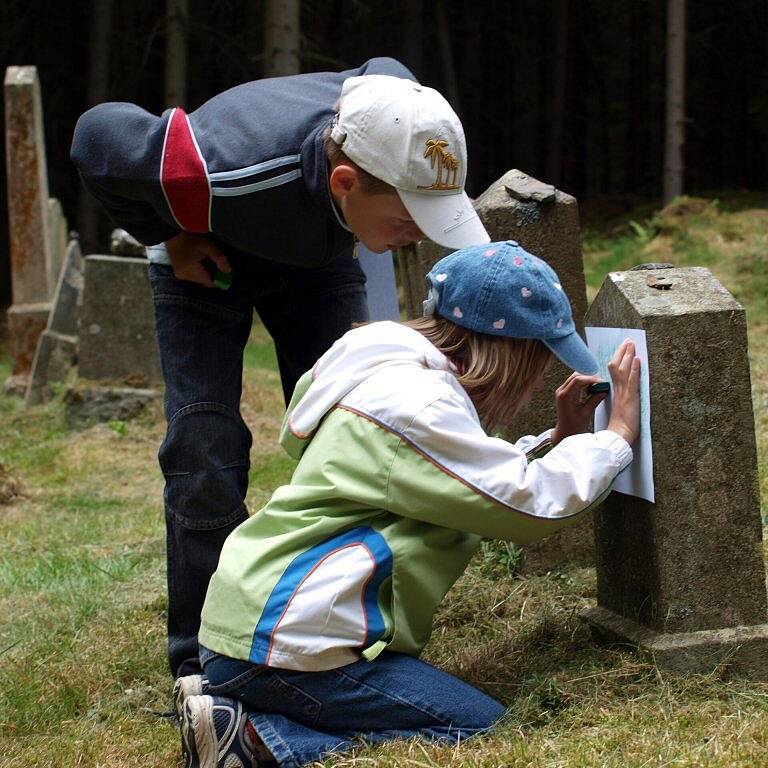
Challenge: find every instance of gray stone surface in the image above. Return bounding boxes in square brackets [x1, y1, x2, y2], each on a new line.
[400, 169, 591, 572]
[583, 606, 768, 679]
[64, 386, 161, 429]
[582, 266, 768, 678]
[6, 302, 50, 379]
[25, 331, 77, 405]
[78, 255, 162, 384]
[503, 170, 556, 204]
[47, 198, 68, 298]
[48, 238, 84, 336]
[25, 239, 85, 404]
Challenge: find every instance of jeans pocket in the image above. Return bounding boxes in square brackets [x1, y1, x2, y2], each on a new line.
[154, 292, 247, 324]
[209, 665, 266, 695]
[268, 675, 322, 727]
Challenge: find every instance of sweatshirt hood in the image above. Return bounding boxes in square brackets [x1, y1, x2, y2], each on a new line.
[280, 321, 451, 459]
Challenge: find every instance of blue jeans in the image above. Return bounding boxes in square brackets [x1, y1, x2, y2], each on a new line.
[200, 648, 506, 768]
[149, 246, 368, 678]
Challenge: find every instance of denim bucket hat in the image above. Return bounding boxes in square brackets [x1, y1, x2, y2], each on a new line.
[423, 240, 598, 374]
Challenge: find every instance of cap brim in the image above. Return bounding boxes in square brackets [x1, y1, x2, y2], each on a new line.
[544, 332, 599, 375]
[397, 188, 490, 249]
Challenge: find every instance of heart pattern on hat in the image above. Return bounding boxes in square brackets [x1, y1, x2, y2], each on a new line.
[556, 318, 564, 328]
[521, 287, 532, 298]
[435, 273, 448, 282]
[513, 255, 524, 267]
[493, 318, 506, 329]
[453, 306, 463, 318]
[483, 248, 497, 257]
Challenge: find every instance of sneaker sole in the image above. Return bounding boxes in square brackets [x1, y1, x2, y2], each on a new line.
[174, 675, 205, 720]
[182, 696, 218, 768]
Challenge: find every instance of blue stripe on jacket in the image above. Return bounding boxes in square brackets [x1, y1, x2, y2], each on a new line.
[249, 526, 393, 664]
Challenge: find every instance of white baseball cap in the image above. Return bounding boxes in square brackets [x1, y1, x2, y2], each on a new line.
[330, 75, 490, 249]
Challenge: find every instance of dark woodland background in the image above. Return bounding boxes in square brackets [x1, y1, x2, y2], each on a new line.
[0, 0, 766, 307]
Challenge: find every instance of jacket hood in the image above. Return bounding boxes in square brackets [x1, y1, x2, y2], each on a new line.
[280, 321, 451, 459]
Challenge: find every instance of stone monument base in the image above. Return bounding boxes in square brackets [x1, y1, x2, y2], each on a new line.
[581, 605, 768, 680]
[6, 301, 50, 375]
[26, 330, 77, 405]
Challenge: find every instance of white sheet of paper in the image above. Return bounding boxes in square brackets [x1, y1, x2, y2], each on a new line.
[584, 327, 654, 503]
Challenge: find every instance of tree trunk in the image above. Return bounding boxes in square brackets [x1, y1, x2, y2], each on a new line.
[547, 0, 569, 187]
[263, 0, 300, 77]
[165, 0, 188, 108]
[663, 0, 685, 203]
[78, 0, 114, 254]
[436, 0, 461, 120]
[402, 0, 424, 81]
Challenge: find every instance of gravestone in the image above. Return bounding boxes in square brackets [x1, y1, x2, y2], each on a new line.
[78, 255, 162, 385]
[26, 238, 84, 405]
[581, 266, 768, 678]
[47, 198, 69, 293]
[399, 169, 592, 571]
[4, 66, 53, 387]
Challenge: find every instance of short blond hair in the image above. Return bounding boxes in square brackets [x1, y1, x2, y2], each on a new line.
[324, 131, 397, 196]
[406, 315, 553, 433]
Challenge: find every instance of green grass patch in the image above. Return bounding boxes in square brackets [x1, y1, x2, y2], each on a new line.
[2, 199, 768, 766]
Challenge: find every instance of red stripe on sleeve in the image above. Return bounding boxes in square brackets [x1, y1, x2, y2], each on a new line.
[161, 109, 210, 232]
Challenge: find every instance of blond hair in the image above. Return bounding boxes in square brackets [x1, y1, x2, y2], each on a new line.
[406, 315, 553, 433]
[324, 131, 397, 196]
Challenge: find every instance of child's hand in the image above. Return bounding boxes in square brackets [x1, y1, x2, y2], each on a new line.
[606, 339, 641, 445]
[166, 232, 231, 287]
[551, 372, 609, 445]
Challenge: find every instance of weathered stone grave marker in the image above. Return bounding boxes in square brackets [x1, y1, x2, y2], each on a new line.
[4, 66, 53, 390]
[66, 255, 162, 427]
[399, 169, 592, 570]
[26, 238, 84, 405]
[78, 255, 162, 384]
[582, 266, 768, 678]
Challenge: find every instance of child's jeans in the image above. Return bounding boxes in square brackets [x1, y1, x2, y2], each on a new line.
[200, 647, 506, 768]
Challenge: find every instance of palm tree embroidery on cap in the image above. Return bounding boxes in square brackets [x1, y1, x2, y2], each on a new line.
[420, 139, 460, 190]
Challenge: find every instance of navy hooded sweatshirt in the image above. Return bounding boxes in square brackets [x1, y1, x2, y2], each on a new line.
[71, 57, 414, 268]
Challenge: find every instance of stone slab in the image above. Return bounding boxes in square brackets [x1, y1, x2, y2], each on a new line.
[582, 606, 768, 680]
[26, 331, 77, 405]
[585, 268, 767, 637]
[48, 238, 84, 337]
[78, 255, 161, 384]
[504, 170, 557, 204]
[6, 302, 50, 377]
[47, 198, 68, 297]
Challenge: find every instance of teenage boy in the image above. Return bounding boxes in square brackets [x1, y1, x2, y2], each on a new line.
[71, 57, 489, 680]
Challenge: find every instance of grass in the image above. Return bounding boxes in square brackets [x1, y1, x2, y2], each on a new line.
[1, 193, 767, 766]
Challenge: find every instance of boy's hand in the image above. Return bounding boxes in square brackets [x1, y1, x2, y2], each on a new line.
[551, 372, 608, 445]
[165, 232, 231, 287]
[606, 339, 641, 445]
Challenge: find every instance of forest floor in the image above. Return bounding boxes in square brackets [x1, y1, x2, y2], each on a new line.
[1, 194, 767, 767]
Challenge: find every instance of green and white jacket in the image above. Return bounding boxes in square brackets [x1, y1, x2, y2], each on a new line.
[199, 321, 632, 671]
